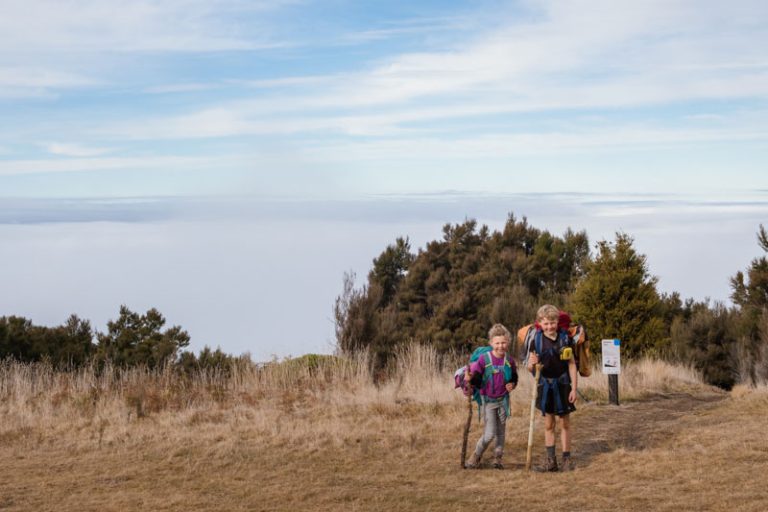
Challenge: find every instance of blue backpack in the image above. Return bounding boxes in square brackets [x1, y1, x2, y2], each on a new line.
[453, 346, 514, 418]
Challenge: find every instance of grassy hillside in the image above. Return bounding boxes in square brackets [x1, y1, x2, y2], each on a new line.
[0, 349, 764, 511]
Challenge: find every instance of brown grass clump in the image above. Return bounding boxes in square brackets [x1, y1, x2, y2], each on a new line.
[579, 358, 706, 402]
[1, 346, 763, 512]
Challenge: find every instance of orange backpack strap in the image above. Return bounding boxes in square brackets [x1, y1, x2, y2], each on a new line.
[517, 324, 532, 345]
[518, 324, 536, 363]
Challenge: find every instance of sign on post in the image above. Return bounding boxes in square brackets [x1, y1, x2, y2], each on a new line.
[601, 339, 621, 374]
[602, 339, 621, 405]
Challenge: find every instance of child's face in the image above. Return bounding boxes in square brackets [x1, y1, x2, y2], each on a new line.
[539, 317, 558, 337]
[490, 335, 509, 355]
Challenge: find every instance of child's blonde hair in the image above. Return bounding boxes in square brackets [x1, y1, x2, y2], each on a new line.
[536, 304, 559, 322]
[488, 323, 511, 340]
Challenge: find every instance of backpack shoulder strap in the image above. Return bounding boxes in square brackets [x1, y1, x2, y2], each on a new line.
[503, 354, 513, 382]
[481, 352, 493, 385]
[521, 326, 535, 363]
[534, 329, 543, 356]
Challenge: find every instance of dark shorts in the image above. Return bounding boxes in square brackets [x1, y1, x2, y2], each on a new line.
[536, 377, 576, 416]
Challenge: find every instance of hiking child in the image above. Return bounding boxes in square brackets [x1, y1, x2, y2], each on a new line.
[464, 323, 518, 469]
[526, 304, 578, 472]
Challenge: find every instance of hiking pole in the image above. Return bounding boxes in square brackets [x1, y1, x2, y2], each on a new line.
[460, 385, 473, 469]
[525, 364, 542, 471]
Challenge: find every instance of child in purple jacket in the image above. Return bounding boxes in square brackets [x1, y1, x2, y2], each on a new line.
[464, 323, 518, 469]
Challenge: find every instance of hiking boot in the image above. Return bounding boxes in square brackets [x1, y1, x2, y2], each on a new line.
[535, 456, 558, 472]
[465, 452, 481, 469]
[560, 456, 575, 472]
[492, 453, 504, 470]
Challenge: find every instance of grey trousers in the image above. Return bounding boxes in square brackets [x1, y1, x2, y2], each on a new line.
[474, 400, 507, 457]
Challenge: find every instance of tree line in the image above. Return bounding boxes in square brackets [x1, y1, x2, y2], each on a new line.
[0, 305, 235, 374]
[335, 215, 768, 389]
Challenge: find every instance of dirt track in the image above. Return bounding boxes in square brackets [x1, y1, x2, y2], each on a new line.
[575, 391, 727, 465]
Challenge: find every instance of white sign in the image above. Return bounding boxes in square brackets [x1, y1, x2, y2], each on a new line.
[601, 339, 621, 375]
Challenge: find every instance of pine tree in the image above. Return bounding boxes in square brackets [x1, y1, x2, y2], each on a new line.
[731, 224, 768, 313]
[571, 233, 665, 358]
[730, 224, 768, 383]
[369, 237, 413, 307]
[96, 306, 190, 368]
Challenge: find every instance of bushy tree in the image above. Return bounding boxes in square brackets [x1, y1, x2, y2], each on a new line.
[0, 314, 94, 367]
[369, 237, 413, 307]
[97, 306, 190, 368]
[730, 225, 768, 383]
[177, 346, 236, 376]
[571, 233, 665, 358]
[0, 316, 33, 361]
[669, 301, 739, 389]
[41, 315, 95, 366]
[335, 214, 589, 365]
[731, 225, 768, 316]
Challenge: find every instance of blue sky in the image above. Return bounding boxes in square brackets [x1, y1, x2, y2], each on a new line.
[1, 0, 768, 358]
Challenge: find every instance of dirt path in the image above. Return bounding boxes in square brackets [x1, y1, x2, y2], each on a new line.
[574, 391, 726, 466]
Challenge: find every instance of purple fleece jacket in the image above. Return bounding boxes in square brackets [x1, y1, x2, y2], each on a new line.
[469, 352, 518, 400]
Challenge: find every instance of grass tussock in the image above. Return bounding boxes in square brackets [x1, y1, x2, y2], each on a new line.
[730, 382, 768, 400]
[0, 347, 711, 453]
[579, 358, 707, 402]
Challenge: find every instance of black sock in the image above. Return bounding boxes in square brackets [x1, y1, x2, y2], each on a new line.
[563, 451, 571, 459]
[546, 446, 555, 458]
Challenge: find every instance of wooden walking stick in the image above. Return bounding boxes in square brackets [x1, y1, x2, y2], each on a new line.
[460, 383, 473, 469]
[525, 364, 542, 471]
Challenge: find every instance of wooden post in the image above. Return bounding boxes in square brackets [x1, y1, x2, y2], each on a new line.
[608, 374, 619, 405]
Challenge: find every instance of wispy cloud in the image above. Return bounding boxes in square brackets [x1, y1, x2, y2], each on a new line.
[0, 155, 226, 176]
[44, 142, 115, 157]
[101, 101, 768, 152]
[142, 83, 219, 94]
[301, 0, 768, 110]
[0, 67, 98, 97]
[0, 67, 97, 89]
[339, 15, 471, 44]
[299, 125, 768, 161]
[0, 0, 291, 54]
[0, 0, 296, 94]
[233, 75, 341, 89]
[2, 0, 767, 199]
[88, 0, 768, 144]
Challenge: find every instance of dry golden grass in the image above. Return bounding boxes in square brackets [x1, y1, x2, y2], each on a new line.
[0, 348, 763, 511]
[578, 358, 705, 402]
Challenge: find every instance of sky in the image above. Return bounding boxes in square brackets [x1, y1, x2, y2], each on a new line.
[1, 0, 767, 360]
